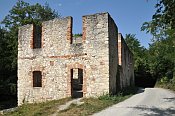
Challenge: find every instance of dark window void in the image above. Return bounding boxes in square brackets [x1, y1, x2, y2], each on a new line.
[33, 71, 42, 87]
[33, 24, 42, 48]
[71, 68, 83, 98]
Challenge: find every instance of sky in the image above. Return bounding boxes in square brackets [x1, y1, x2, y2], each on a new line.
[0, 0, 157, 48]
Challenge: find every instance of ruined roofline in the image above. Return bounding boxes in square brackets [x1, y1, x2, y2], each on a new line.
[82, 12, 109, 17]
[18, 12, 120, 45]
[18, 16, 72, 29]
[18, 12, 117, 38]
[19, 12, 110, 28]
[43, 16, 72, 23]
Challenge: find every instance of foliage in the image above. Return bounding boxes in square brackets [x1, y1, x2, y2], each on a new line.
[58, 94, 133, 116]
[155, 77, 175, 91]
[73, 33, 82, 37]
[5, 87, 137, 116]
[0, 0, 60, 97]
[98, 86, 137, 101]
[0, 27, 17, 97]
[4, 96, 132, 116]
[141, 0, 175, 40]
[125, 34, 149, 72]
[125, 1, 175, 88]
[124, 34, 154, 87]
[4, 98, 71, 116]
[2, 0, 59, 28]
[141, 0, 175, 89]
[148, 38, 174, 79]
[1, 0, 60, 69]
[124, 0, 175, 89]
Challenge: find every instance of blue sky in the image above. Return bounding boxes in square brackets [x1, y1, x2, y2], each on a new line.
[0, 0, 157, 48]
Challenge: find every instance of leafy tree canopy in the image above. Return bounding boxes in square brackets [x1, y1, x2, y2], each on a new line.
[0, 0, 60, 96]
[141, 0, 175, 40]
[2, 0, 59, 28]
[125, 34, 149, 72]
[141, 0, 175, 84]
[1, 0, 60, 69]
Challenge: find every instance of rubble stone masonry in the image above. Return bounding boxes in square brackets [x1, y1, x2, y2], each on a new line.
[18, 12, 134, 105]
[118, 33, 134, 89]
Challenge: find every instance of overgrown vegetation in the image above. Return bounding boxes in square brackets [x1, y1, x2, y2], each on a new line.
[124, 34, 155, 87]
[141, 0, 175, 90]
[4, 98, 71, 116]
[0, 0, 174, 113]
[125, 0, 175, 90]
[53, 86, 137, 116]
[0, 0, 60, 107]
[155, 78, 175, 91]
[58, 96, 128, 116]
[4, 87, 137, 116]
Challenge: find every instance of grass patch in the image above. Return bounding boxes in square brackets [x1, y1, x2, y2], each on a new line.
[4, 98, 71, 116]
[3, 87, 138, 116]
[58, 86, 137, 116]
[57, 95, 131, 116]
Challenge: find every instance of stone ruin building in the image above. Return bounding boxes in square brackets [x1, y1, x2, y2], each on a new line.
[18, 12, 134, 105]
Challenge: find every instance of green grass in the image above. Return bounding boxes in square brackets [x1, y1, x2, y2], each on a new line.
[4, 98, 71, 116]
[58, 86, 137, 116]
[58, 95, 131, 116]
[4, 87, 137, 116]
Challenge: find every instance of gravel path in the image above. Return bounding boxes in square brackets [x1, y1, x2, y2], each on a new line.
[93, 88, 175, 116]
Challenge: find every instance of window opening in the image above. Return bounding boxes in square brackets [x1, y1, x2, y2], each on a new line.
[71, 68, 83, 98]
[33, 24, 42, 48]
[33, 71, 42, 87]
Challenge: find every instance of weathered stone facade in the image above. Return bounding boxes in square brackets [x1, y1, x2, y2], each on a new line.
[118, 33, 134, 89]
[18, 12, 134, 105]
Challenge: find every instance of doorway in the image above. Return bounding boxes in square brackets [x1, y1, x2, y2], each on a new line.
[71, 68, 83, 98]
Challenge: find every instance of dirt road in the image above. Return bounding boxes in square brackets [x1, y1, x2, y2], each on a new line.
[93, 88, 175, 116]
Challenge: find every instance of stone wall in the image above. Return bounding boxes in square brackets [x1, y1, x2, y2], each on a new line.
[18, 13, 115, 105]
[118, 33, 134, 89]
[108, 14, 118, 94]
[82, 13, 110, 97]
[18, 12, 134, 106]
[18, 17, 73, 105]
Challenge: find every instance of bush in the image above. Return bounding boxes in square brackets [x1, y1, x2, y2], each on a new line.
[156, 77, 175, 91]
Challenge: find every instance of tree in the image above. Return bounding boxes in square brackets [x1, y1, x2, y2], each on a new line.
[125, 34, 156, 87]
[1, 0, 60, 69]
[141, 0, 175, 40]
[148, 38, 175, 79]
[0, 27, 9, 78]
[141, 0, 175, 88]
[2, 1, 59, 28]
[0, 0, 60, 96]
[125, 34, 148, 71]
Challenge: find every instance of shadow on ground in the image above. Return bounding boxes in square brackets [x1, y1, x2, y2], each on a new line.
[127, 105, 175, 116]
[137, 88, 145, 94]
[0, 95, 17, 110]
[163, 97, 175, 103]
